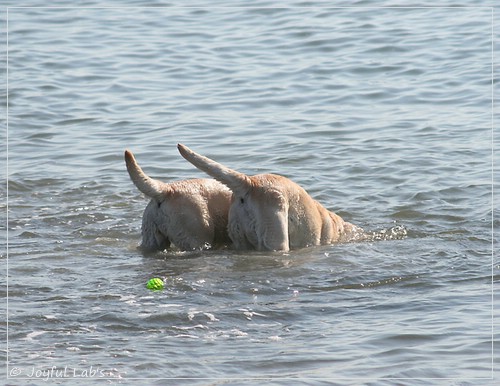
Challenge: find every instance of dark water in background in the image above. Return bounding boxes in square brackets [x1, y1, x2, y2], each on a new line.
[3, 3, 498, 385]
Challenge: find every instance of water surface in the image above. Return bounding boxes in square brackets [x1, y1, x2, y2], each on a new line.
[3, 4, 496, 385]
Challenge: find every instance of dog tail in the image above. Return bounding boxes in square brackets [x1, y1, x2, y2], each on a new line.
[124, 150, 168, 200]
[177, 144, 251, 195]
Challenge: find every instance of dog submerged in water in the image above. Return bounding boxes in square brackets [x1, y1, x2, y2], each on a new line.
[177, 144, 364, 252]
[125, 149, 232, 251]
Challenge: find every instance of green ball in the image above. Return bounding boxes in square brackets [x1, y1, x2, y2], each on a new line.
[146, 277, 164, 291]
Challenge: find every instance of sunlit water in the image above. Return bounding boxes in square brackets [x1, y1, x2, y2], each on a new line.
[3, 3, 497, 385]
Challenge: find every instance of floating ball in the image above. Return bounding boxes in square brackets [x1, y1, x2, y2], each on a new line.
[146, 277, 164, 291]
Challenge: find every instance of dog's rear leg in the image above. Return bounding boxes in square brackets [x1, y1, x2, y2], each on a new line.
[140, 201, 171, 251]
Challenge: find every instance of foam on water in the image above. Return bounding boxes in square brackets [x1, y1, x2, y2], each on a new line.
[364, 224, 409, 242]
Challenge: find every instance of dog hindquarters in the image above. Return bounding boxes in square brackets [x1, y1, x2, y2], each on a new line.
[255, 190, 290, 251]
[227, 203, 257, 250]
[260, 207, 289, 251]
[140, 200, 171, 251]
[228, 189, 290, 251]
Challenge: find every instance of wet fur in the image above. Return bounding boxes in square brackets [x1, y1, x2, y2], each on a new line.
[125, 149, 232, 251]
[177, 144, 363, 252]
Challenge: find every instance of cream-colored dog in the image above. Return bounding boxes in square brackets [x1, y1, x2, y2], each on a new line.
[125, 150, 232, 251]
[177, 144, 364, 252]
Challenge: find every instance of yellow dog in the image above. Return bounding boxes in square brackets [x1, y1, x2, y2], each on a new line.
[125, 149, 231, 251]
[178, 144, 363, 252]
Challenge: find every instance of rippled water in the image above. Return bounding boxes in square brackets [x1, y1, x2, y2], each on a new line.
[3, 4, 497, 385]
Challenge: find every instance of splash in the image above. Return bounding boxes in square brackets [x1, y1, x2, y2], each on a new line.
[363, 224, 408, 242]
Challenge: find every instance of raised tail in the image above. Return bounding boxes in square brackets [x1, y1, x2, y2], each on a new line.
[124, 150, 168, 201]
[177, 144, 251, 195]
